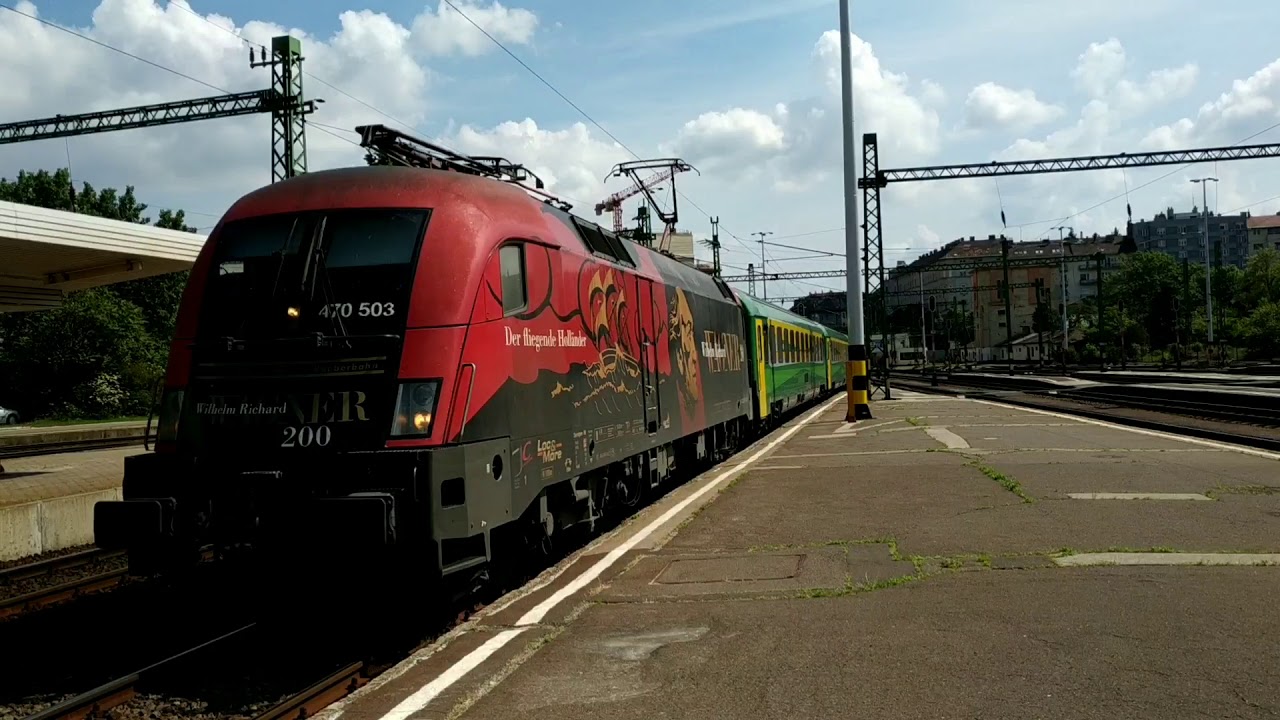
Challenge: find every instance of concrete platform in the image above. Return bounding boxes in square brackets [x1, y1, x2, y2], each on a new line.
[0, 420, 147, 453]
[0, 447, 139, 560]
[317, 390, 1280, 720]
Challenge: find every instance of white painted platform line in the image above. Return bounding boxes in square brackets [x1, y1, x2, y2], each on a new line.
[1068, 493, 1213, 501]
[924, 426, 970, 450]
[970, 398, 1280, 462]
[808, 418, 901, 439]
[1054, 553, 1280, 567]
[378, 629, 528, 720]
[369, 394, 843, 720]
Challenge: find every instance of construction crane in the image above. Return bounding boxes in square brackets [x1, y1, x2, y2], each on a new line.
[596, 159, 697, 252]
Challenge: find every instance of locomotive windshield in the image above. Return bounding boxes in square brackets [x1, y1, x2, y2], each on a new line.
[199, 208, 428, 341]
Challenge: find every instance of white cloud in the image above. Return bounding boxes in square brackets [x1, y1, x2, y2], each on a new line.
[920, 79, 947, 107]
[964, 82, 1063, 131]
[411, 1, 537, 57]
[0, 0, 537, 210]
[445, 119, 629, 209]
[1141, 57, 1280, 149]
[1072, 38, 1127, 98]
[1069, 37, 1197, 111]
[669, 108, 786, 170]
[658, 32, 940, 195]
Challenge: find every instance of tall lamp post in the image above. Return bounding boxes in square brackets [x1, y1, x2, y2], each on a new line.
[1053, 225, 1074, 370]
[838, 0, 871, 420]
[752, 231, 773, 299]
[1189, 177, 1218, 347]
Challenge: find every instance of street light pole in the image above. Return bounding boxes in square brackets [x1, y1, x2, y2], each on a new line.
[752, 231, 773, 299]
[1053, 225, 1073, 370]
[838, 0, 870, 420]
[1190, 177, 1219, 344]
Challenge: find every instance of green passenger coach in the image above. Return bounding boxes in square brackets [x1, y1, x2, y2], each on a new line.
[824, 325, 849, 391]
[733, 289, 835, 422]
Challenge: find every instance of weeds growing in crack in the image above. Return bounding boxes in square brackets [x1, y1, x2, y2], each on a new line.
[1206, 484, 1280, 499]
[969, 460, 1034, 503]
[748, 537, 901, 556]
[793, 571, 922, 599]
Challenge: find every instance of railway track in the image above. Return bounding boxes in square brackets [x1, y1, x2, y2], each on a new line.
[18, 619, 375, 720]
[0, 433, 147, 460]
[1061, 387, 1280, 426]
[22, 623, 259, 720]
[890, 376, 1280, 452]
[0, 549, 130, 621]
[252, 662, 372, 720]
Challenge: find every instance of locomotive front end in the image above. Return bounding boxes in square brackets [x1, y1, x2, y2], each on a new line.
[93, 198, 466, 573]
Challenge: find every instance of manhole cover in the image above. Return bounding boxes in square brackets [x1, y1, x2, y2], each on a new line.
[655, 555, 802, 584]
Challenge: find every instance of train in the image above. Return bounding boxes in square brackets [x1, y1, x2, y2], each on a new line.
[93, 126, 849, 581]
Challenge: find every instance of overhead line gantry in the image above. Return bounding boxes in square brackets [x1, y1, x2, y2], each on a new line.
[0, 35, 315, 182]
[855, 133, 1280, 395]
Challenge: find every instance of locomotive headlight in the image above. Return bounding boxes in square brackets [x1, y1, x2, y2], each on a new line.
[391, 380, 440, 437]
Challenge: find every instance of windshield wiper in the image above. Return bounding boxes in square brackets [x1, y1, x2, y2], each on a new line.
[303, 216, 350, 340]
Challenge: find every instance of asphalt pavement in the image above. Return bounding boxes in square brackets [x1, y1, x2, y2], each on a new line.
[324, 389, 1280, 720]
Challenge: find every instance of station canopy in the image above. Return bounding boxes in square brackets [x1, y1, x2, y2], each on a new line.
[0, 199, 208, 312]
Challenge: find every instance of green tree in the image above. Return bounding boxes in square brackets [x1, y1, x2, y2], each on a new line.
[1242, 249, 1280, 307]
[1, 291, 158, 418]
[0, 168, 196, 419]
[1241, 302, 1280, 358]
[1107, 252, 1183, 348]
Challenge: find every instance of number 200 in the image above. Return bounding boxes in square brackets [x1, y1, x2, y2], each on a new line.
[282, 425, 331, 447]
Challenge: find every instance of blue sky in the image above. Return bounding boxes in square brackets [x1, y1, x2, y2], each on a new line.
[6, 0, 1280, 300]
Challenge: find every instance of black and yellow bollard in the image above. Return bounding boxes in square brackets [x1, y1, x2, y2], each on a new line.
[845, 344, 873, 421]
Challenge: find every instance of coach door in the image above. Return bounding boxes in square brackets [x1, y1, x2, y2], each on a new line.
[637, 277, 660, 434]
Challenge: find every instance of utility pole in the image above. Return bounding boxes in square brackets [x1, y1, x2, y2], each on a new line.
[838, 0, 871, 420]
[1053, 225, 1073, 370]
[1181, 257, 1191, 365]
[752, 231, 773, 299]
[710, 217, 721, 276]
[918, 269, 929, 367]
[1190, 177, 1218, 344]
[1094, 250, 1105, 370]
[1001, 236, 1014, 375]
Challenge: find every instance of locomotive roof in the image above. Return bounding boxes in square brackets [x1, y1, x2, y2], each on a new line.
[220, 165, 738, 305]
[222, 165, 537, 222]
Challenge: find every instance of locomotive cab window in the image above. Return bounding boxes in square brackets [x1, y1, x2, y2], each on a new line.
[500, 243, 528, 315]
[200, 207, 428, 340]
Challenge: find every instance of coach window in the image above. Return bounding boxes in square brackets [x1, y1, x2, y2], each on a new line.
[500, 242, 528, 315]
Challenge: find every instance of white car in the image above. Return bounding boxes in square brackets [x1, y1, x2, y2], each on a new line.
[0, 405, 20, 425]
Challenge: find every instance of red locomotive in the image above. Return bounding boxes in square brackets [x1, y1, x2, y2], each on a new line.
[95, 126, 766, 579]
